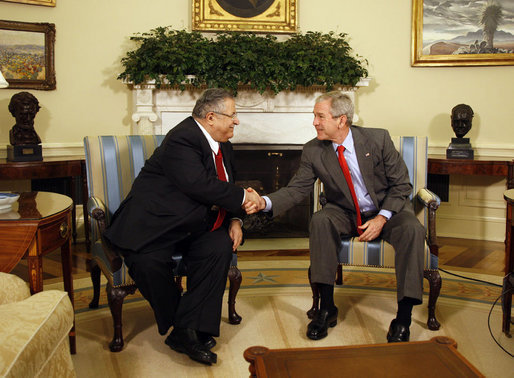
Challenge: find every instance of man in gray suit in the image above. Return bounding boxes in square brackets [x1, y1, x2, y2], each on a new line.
[246, 91, 425, 342]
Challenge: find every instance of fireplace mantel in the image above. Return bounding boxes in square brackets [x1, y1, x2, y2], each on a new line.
[129, 78, 370, 144]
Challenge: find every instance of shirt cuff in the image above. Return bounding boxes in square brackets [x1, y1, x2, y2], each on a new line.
[263, 196, 272, 212]
[378, 209, 392, 220]
[230, 217, 243, 226]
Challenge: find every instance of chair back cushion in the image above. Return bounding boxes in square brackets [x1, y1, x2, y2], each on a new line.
[84, 135, 165, 286]
[389, 136, 428, 225]
[84, 135, 166, 223]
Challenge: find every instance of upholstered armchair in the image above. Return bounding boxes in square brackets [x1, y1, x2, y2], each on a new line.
[0, 272, 75, 378]
[308, 136, 442, 330]
[84, 135, 242, 352]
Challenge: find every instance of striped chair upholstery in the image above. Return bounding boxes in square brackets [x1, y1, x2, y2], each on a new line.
[84, 135, 242, 352]
[85, 135, 165, 287]
[310, 136, 442, 330]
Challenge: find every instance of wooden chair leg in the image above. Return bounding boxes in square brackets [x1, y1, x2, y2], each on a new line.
[228, 265, 242, 324]
[335, 264, 343, 285]
[106, 283, 137, 352]
[424, 269, 441, 330]
[88, 261, 101, 309]
[307, 266, 319, 319]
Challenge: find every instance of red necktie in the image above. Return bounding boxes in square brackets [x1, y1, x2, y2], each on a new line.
[337, 145, 363, 235]
[211, 148, 227, 231]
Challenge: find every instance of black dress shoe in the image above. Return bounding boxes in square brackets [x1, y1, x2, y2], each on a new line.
[197, 331, 216, 349]
[387, 319, 410, 343]
[307, 306, 338, 340]
[165, 328, 217, 365]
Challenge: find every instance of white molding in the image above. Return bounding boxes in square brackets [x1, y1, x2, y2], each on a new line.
[128, 79, 372, 137]
[437, 213, 505, 223]
[428, 144, 514, 159]
[0, 142, 84, 159]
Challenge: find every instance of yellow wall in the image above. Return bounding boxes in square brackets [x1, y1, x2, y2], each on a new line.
[1, 0, 512, 241]
[1, 0, 513, 150]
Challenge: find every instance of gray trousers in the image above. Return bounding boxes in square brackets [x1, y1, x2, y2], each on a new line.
[309, 203, 425, 303]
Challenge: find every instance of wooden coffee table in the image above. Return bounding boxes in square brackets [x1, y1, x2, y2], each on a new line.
[244, 337, 483, 377]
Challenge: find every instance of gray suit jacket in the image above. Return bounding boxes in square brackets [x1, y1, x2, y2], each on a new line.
[268, 126, 413, 217]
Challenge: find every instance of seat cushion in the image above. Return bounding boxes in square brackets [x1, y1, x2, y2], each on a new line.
[0, 290, 74, 378]
[338, 238, 438, 270]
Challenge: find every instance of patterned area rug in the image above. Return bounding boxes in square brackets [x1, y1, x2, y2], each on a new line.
[71, 260, 504, 313]
[64, 260, 512, 377]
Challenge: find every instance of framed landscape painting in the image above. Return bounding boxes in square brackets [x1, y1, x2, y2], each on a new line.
[192, 0, 297, 33]
[0, 0, 55, 6]
[0, 20, 56, 90]
[412, 0, 514, 66]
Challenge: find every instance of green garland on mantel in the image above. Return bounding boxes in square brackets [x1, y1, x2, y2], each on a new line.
[118, 27, 368, 95]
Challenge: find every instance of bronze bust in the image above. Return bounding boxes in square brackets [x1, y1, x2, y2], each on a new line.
[451, 104, 473, 139]
[8, 92, 41, 146]
[447, 104, 474, 159]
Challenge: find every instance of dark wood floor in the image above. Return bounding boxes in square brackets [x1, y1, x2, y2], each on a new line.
[9, 236, 507, 284]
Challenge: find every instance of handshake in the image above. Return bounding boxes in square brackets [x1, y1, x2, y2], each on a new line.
[243, 187, 266, 215]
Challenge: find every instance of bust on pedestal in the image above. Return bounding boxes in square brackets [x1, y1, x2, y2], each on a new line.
[446, 104, 474, 159]
[6, 92, 43, 162]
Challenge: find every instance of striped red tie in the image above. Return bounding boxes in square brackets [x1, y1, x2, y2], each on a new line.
[337, 145, 363, 235]
[211, 148, 227, 231]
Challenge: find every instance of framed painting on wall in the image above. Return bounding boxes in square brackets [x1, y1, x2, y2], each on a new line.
[192, 0, 297, 33]
[0, 20, 56, 90]
[411, 0, 514, 66]
[0, 0, 55, 6]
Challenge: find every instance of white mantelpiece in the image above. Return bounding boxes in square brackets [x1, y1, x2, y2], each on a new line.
[129, 78, 371, 144]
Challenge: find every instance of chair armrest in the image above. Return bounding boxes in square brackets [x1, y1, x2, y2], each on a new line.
[87, 196, 106, 222]
[0, 272, 30, 305]
[87, 196, 107, 236]
[417, 188, 441, 208]
[416, 188, 441, 248]
[87, 197, 123, 272]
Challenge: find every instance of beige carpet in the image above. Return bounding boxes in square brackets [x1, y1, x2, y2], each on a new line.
[67, 260, 513, 377]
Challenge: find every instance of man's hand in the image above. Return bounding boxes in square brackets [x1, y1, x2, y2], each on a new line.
[228, 219, 243, 251]
[243, 187, 265, 214]
[358, 215, 387, 242]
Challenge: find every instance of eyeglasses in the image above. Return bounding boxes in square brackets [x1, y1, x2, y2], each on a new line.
[212, 111, 238, 120]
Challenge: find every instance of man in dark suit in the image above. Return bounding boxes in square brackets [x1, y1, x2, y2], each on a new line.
[246, 91, 425, 343]
[104, 88, 260, 365]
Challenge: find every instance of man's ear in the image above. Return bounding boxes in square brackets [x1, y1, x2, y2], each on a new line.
[205, 112, 215, 125]
[339, 114, 348, 128]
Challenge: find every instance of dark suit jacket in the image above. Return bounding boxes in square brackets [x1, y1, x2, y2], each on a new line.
[104, 116, 245, 253]
[268, 126, 413, 217]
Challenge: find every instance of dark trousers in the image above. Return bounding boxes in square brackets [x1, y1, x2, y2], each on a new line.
[123, 228, 233, 337]
[309, 203, 425, 304]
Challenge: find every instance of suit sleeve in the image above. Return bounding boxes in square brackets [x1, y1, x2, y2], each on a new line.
[379, 131, 413, 213]
[159, 134, 244, 213]
[267, 146, 318, 217]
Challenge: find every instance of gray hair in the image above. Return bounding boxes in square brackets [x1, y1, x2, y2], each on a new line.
[192, 88, 234, 118]
[315, 91, 354, 125]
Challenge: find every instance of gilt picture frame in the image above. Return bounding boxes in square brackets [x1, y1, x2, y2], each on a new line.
[0, 20, 56, 90]
[411, 0, 514, 66]
[0, 0, 55, 6]
[192, 0, 297, 33]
